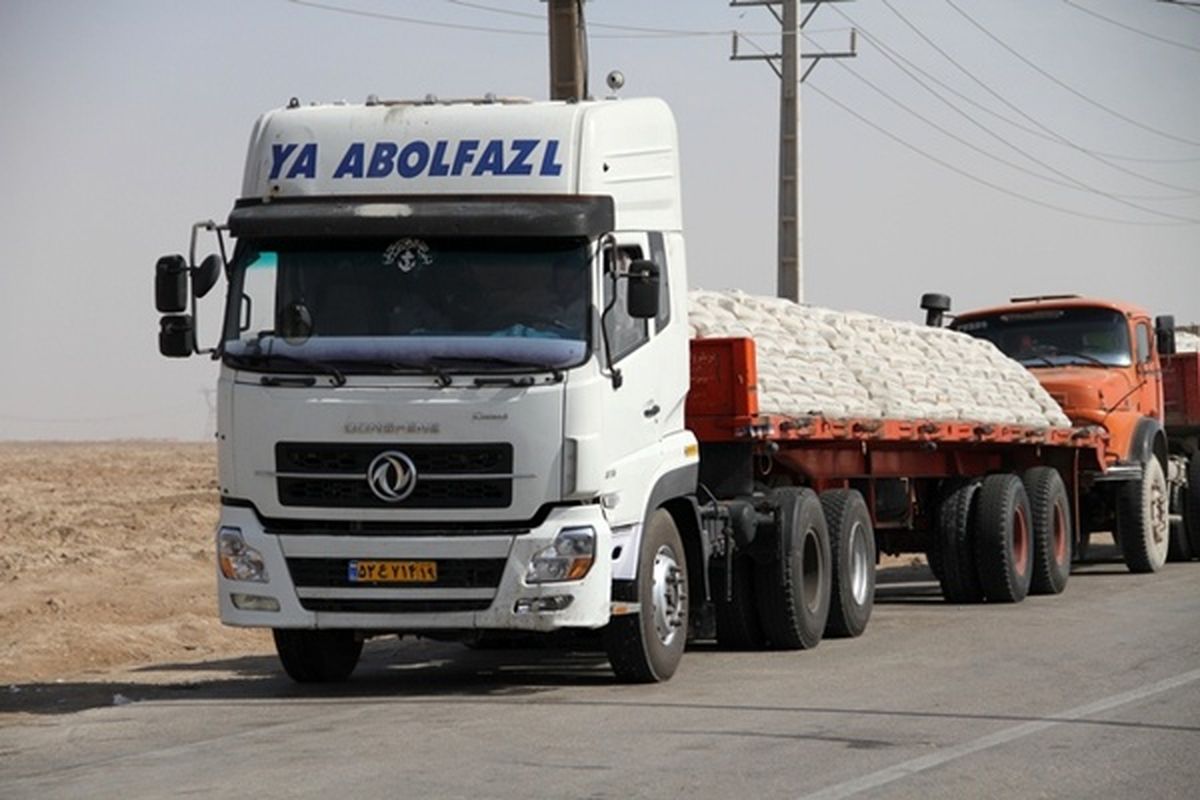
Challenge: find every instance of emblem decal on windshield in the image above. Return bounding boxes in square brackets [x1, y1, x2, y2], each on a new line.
[383, 238, 433, 273]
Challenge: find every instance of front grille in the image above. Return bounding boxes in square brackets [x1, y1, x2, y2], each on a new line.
[298, 598, 493, 614]
[275, 442, 513, 509]
[287, 558, 507, 589]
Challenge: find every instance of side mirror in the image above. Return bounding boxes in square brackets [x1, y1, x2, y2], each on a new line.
[626, 259, 660, 319]
[920, 292, 952, 327]
[193, 253, 222, 299]
[1156, 315, 1176, 357]
[155, 255, 188, 313]
[159, 314, 195, 357]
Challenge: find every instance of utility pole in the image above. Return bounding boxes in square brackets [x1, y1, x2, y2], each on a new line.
[547, 0, 587, 101]
[731, 1, 855, 302]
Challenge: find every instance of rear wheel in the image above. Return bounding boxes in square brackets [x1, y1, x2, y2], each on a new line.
[1184, 453, 1200, 555]
[1023, 467, 1072, 595]
[754, 487, 831, 650]
[1167, 481, 1192, 562]
[934, 480, 984, 604]
[1117, 458, 1169, 574]
[974, 474, 1034, 603]
[820, 489, 875, 638]
[272, 629, 363, 683]
[604, 509, 688, 683]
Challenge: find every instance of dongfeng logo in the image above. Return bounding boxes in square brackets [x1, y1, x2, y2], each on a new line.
[366, 451, 418, 503]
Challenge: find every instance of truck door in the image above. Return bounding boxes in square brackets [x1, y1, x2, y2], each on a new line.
[598, 233, 664, 528]
[1134, 318, 1165, 422]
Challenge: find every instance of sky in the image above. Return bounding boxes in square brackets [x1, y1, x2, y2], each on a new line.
[1, 0, 1197, 440]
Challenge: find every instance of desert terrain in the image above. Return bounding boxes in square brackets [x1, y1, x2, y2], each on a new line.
[0, 442, 271, 685]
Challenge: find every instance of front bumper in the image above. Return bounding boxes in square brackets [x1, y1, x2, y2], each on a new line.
[215, 504, 613, 632]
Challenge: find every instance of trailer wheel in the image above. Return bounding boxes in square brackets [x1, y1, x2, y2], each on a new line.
[934, 480, 984, 604]
[754, 487, 831, 650]
[272, 629, 362, 683]
[1117, 458, 1170, 574]
[974, 474, 1034, 603]
[1185, 453, 1200, 556]
[820, 489, 875, 638]
[1023, 467, 1072, 595]
[603, 509, 688, 683]
[712, 553, 766, 649]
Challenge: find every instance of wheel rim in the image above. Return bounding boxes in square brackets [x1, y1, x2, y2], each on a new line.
[847, 520, 871, 606]
[801, 527, 822, 614]
[1012, 504, 1030, 577]
[1052, 504, 1068, 565]
[651, 544, 686, 647]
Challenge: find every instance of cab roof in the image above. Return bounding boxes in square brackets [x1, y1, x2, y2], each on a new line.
[955, 295, 1151, 322]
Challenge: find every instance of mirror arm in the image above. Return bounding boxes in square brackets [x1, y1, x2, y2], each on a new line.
[596, 234, 623, 390]
[186, 220, 229, 356]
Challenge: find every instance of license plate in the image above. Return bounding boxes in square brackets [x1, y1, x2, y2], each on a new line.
[347, 560, 438, 584]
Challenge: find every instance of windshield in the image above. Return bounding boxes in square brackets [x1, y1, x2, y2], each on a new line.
[221, 236, 591, 373]
[953, 307, 1132, 368]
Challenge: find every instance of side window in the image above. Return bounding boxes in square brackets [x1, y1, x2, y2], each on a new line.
[1136, 323, 1152, 364]
[602, 244, 650, 363]
[648, 231, 670, 332]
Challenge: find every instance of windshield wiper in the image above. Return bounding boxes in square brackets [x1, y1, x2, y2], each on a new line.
[226, 351, 347, 387]
[1052, 350, 1109, 368]
[425, 356, 566, 387]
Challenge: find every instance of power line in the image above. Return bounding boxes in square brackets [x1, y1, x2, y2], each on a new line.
[943, 0, 1200, 147]
[830, 24, 1200, 203]
[1060, 0, 1200, 54]
[827, 56, 1200, 221]
[291, 0, 810, 40]
[872, 0, 1200, 192]
[835, 7, 1200, 168]
[804, 79, 1192, 227]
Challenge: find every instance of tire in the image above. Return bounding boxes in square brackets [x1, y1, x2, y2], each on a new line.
[712, 553, 765, 650]
[1117, 458, 1170, 574]
[934, 480, 984, 604]
[272, 629, 363, 683]
[974, 474, 1034, 603]
[1185, 453, 1200, 555]
[753, 487, 832, 650]
[820, 489, 875, 638]
[1167, 481, 1192, 562]
[603, 509, 688, 683]
[1023, 467, 1072, 595]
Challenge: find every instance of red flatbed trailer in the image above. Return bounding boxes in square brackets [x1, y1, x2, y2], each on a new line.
[686, 338, 1113, 640]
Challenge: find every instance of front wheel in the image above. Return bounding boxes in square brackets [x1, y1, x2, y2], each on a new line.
[603, 509, 688, 683]
[1116, 458, 1169, 574]
[272, 629, 363, 683]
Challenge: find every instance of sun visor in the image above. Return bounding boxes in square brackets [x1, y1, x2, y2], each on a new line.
[227, 195, 615, 239]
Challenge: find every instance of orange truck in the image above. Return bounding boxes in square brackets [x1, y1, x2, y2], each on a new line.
[940, 294, 1200, 571]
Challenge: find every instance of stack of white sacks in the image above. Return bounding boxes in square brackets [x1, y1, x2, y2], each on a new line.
[1176, 331, 1200, 353]
[689, 290, 1071, 428]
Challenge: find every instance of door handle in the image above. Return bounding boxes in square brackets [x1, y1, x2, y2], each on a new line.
[644, 403, 661, 418]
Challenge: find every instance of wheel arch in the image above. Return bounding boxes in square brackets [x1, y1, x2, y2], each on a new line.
[1128, 416, 1167, 470]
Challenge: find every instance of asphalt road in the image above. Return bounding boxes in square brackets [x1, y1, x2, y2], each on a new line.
[3, 545, 1199, 800]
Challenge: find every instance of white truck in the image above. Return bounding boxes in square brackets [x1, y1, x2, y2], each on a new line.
[156, 96, 716, 682]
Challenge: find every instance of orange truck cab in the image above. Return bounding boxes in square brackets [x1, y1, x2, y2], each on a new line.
[927, 293, 1200, 572]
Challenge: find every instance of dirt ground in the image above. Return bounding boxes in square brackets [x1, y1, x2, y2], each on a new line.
[0, 442, 271, 686]
[0, 442, 924, 690]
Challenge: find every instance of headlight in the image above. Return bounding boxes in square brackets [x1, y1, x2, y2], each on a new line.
[217, 527, 268, 583]
[525, 526, 595, 583]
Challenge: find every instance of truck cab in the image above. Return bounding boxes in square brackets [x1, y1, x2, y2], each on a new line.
[154, 96, 700, 682]
[950, 295, 1173, 571]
